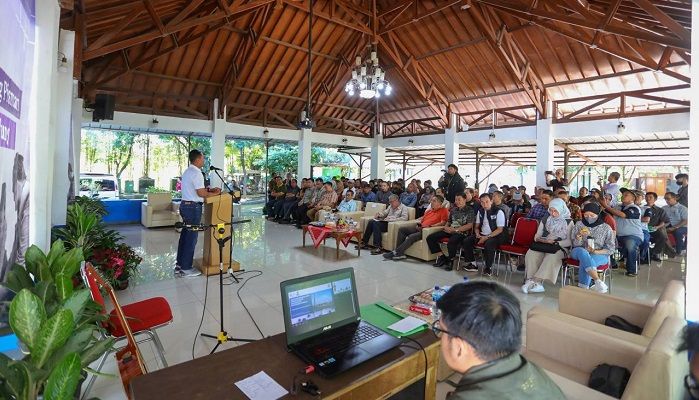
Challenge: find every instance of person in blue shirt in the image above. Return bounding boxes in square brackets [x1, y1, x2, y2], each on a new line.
[338, 190, 358, 212]
[399, 183, 418, 207]
[360, 183, 377, 204]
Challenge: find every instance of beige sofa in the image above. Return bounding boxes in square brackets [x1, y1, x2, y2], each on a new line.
[386, 220, 443, 261]
[141, 193, 181, 228]
[317, 200, 364, 221]
[525, 313, 688, 400]
[341, 202, 387, 230]
[528, 280, 685, 348]
[360, 207, 416, 251]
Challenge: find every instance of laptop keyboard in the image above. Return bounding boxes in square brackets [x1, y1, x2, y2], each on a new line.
[307, 324, 383, 357]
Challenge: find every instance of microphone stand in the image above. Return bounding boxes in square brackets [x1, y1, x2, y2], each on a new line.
[211, 168, 246, 284]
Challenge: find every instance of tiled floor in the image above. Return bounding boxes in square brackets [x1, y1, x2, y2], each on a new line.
[87, 217, 686, 400]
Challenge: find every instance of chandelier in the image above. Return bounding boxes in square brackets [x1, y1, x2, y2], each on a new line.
[344, 48, 392, 99]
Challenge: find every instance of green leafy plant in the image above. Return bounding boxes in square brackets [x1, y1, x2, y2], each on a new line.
[72, 196, 108, 218]
[52, 203, 123, 259]
[1, 241, 114, 400]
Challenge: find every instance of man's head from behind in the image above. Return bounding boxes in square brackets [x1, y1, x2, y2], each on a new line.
[436, 281, 521, 373]
[188, 149, 204, 168]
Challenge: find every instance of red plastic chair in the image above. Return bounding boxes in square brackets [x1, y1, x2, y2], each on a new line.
[561, 257, 612, 292]
[81, 263, 172, 399]
[509, 212, 524, 229]
[498, 218, 538, 274]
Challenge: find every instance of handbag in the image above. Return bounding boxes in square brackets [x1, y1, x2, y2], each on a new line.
[528, 241, 561, 254]
[604, 315, 642, 334]
[588, 363, 630, 398]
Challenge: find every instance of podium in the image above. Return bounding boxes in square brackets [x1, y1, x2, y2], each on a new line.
[194, 193, 241, 276]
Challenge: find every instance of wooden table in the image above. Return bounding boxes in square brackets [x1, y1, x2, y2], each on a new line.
[302, 225, 363, 259]
[131, 331, 440, 400]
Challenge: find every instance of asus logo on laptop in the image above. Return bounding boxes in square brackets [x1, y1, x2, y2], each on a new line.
[322, 325, 332, 331]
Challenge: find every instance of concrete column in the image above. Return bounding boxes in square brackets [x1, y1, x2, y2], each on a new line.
[370, 130, 386, 180]
[444, 112, 459, 169]
[71, 97, 83, 195]
[30, 0, 61, 250]
[686, 2, 698, 322]
[209, 102, 226, 187]
[535, 117, 554, 188]
[297, 128, 312, 178]
[51, 29, 75, 226]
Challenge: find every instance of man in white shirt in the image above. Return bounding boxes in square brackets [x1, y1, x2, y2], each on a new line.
[176, 150, 221, 277]
[462, 193, 507, 276]
[602, 172, 621, 206]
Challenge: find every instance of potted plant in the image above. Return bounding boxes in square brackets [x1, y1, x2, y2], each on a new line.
[90, 244, 142, 290]
[1, 241, 114, 400]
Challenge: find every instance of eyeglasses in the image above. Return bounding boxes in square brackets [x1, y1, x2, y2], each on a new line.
[431, 320, 464, 341]
[686, 374, 699, 399]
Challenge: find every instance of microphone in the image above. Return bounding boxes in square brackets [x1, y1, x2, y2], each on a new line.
[209, 165, 223, 171]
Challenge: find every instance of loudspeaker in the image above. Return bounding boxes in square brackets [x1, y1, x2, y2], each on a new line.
[92, 94, 115, 122]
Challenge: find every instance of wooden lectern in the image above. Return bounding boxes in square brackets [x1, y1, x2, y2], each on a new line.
[194, 193, 240, 276]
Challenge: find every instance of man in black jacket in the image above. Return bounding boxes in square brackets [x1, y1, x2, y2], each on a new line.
[439, 164, 466, 203]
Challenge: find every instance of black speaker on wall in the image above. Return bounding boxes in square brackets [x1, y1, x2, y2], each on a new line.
[92, 94, 115, 122]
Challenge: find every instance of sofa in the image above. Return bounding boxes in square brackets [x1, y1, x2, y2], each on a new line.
[386, 220, 443, 261]
[525, 313, 688, 400]
[528, 280, 685, 348]
[340, 201, 387, 230]
[360, 207, 416, 251]
[316, 200, 364, 222]
[141, 192, 181, 228]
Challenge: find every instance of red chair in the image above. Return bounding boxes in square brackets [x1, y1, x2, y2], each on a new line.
[509, 212, 524, 229]
[498, 218, 539, 274]
[561, 257, 612, 292]
[81, 263, 172, 399]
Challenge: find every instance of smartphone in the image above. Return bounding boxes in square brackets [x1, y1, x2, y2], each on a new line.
[587, 238, 595, 249]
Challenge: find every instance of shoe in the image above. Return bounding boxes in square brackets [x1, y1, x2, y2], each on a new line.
[370, 248, 383, 255]
[516, 265, 525, 272]
[578, 283, 590, 289]
[521, 279, 535, 294]
[383, 251, 395, 259]
[392, 254, 407, 261]
[464, 263, 478, 272]
[355, 243, 370, 250]
[443, 264, 453, 271]
[279, 219, 291, 224]
[433, 255, 447, 267]
[625, 272, 638, 277]
[680, 250, 687, 256]
[295, 224, 302, 229]
[640, 258, 649, 265]
[528, 282, 545, 293]
[650, 255, 662, 262]
[483, 267, 493, 276]
[181, 268, 202, 277]
[174, 266, 184, 277]
[593, 280, 609, 293]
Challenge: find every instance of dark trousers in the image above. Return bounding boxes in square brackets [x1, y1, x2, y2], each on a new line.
[295, 203, 310, 224]
[426, 230, 467, 260]
[640, 230, 650, 261]
[283, 201, 298, 220]
[394, 225, 423, 256]
[650, 227, 672, 257]
[670, 226, 687, 253]
[176, 202, 202, 270]
[265, 198, 280, 215]
[362, 220, 389, 247]
[275, 198, 296, 218]
[463, 233, 507, 269]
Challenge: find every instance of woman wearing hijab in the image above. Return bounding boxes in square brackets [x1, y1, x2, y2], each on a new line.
[522, 198, 574, 293]
[569, 202, 616, 293]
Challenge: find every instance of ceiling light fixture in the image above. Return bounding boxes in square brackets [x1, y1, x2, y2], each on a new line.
[344, 45, 392, 99]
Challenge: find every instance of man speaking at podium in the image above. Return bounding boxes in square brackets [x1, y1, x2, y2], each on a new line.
[175, 149, 221, 277]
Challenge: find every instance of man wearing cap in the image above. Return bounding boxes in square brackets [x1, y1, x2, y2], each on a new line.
[439, 164, 466, 203]
[600, 188, 643, 276]
[507, 191, 530, 215]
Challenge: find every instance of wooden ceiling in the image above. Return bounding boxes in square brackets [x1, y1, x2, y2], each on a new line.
[61, 0, 692, 136]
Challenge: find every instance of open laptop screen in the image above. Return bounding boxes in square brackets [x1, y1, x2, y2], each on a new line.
[280, 268, 361, 346]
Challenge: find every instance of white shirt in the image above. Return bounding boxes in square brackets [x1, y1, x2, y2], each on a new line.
[181, 164, 205, 202]
[476, 209, 506, 236]
[604, 182, 621, 206]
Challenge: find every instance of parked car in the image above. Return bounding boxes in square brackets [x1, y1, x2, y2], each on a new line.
[79, 173, 119, 199]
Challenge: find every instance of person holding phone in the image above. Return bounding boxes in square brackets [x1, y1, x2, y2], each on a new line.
[569, 203, 615, 293]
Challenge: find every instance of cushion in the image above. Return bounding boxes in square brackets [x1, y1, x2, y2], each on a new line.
[498, 244, 529, 255]
[152, 210, 176, 222]
[108, 297, 173, 338]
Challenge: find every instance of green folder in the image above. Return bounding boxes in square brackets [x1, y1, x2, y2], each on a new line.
[360, 301, 427, 338]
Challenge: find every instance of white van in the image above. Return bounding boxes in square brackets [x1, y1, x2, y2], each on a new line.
[79, 173, 119, 199]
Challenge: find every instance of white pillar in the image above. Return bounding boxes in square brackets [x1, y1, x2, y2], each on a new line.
[685, 2, 698, 322]
[297, 128, 312, 178]
[444, 112, 459, 169]
[51, 29, 75, 226]
[71, 97, 83, 195]
[30, 0, 61, 250]
[370, 130, 386, 180]
[535, 117, 554, 188]
[209, 114, 226, 187]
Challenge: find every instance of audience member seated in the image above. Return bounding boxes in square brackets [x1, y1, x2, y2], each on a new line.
[435, 281, 565, 399]
[569, 203, 615, 293]
[492, 190, 510, 221]
[526, 189, 552, 221]
[462, 193, 508, 276]
[507, 191, 530, 216]
[644, 192, 672, 260]
[274, 178, 300, 222]
[384, 195, 449, 261]
[675, 173, 689, 208]
[522, 198, 573, 294]
[265, 175, 286, 219]
[358, 195, 409, 255]
[400, 183, 418, 207]
[463, 188, 480, 214]
[556, 189, 581, 223]
[375, 181, 392, 205]
[427, 193, 475, 271]
[415, 186, 434, 218]
[601, 188, 643, 277]
[391, 181, 404, 196]
[634, 191, 651, 263]
[574, 186, 589, 205]
[663, 192, 688, 256]
[295, 178, 323, 228]
[359, 183, 377, 206]
[337, 190, 357, 213]
[306, 182, 338, 222]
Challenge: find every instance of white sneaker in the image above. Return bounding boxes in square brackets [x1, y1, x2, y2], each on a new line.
[528, 282, 545, 293]
[680, 250, 687, 256]
[578, 283, 590, 289]
[181, 268, 202, 277]
[593, 280, 608, 293]
[521, 279, 535, 294]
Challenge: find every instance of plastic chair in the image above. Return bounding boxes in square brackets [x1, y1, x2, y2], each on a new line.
[498, 218, 539, 276]
[509, 212, 524, 229]
[81, 263, 172, 399]
[439, 237, 463, 270]
[560, 257, 612, 293]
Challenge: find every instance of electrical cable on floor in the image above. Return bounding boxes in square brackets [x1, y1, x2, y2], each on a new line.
[400, 336, 429, 392]
[191, 266, 210, 360]
[225, 269, 265, 339]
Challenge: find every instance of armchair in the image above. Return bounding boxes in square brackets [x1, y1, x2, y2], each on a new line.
[360, 207, 416, 251]
[141, 192, 181, 228]
[386, 220, 443, 261]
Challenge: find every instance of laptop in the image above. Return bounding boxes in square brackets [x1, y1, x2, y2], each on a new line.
[280, 268, 402, 377]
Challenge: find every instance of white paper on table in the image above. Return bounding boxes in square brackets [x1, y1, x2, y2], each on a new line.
[387, 316, 427, 334]
[234, 371, 288, 400]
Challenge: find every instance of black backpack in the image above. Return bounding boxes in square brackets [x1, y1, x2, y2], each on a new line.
[588, 363, 630, 398]
[604, 315, 643, 334]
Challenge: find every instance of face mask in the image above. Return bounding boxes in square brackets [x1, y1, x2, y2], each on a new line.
[676, 180, 683, 186]
[585, 217, 598, 225]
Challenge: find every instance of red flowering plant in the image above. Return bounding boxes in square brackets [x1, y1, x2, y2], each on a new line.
[90, 244, 142, 287]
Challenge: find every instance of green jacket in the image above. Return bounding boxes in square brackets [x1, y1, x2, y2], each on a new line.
[447, 353, 565, 400]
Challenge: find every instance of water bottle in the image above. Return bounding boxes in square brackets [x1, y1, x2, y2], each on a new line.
[462, 276, 469, 283]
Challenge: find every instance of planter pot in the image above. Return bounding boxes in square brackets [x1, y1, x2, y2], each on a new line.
[115, 279, 130, 290]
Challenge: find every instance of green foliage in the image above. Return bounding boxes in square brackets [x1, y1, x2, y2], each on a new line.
[106, 131, 137, 181]
[250, 144, 351, 175]
[53, 203, 123, 259]
[145, 186, 171, 194]
[1, 243, 113, 400]
[72, 196, 108, 218]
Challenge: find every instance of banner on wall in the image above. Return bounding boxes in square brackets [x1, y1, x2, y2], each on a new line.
[0, 0, 35, 318]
